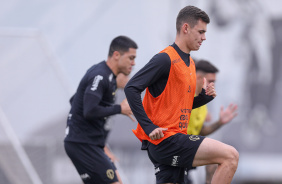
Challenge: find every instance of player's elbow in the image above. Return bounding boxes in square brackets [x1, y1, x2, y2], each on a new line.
[124, 83, 130, 95]
[83, 109, 98, 120]
[83, 111, 92, 120]
[124, 83, 132, 99]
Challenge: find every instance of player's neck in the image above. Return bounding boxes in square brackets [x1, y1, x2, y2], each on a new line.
[175, 36, 191, 54]
[106, 59, 118, 76]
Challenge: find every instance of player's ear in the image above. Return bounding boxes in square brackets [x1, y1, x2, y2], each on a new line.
[112, 51, 121, 59]
[182, 23, 190, 34]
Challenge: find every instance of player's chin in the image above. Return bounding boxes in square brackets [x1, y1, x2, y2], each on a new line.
[126, 69, 132, 75]
[122, 71, 130, 76]
[193, 46, 201, 51]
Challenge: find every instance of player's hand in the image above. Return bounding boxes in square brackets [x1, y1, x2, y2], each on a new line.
[205, 82, 216, 98]
[149, 128, 168, 140]
[116, 73, 129, 89]
[120, 98, 135, 122]
[219, 103, 238, 125]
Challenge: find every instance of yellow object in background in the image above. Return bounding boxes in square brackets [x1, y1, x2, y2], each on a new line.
[187, 104, 208, 135]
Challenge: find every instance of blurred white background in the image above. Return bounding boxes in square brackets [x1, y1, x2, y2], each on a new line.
[0, 0, 282, 184]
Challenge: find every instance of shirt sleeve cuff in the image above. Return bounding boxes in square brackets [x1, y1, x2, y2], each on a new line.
[114, 104, 122, 114]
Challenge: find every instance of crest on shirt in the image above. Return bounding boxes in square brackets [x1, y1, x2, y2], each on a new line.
[91, 75, 103, 91]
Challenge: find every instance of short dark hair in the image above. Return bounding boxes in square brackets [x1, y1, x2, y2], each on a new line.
[196, 59, 219, 73]
[176, 5, 210, 33]
[108, 36, 138, 57]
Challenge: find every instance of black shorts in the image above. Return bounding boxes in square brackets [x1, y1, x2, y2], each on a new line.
[64, 141, 118, 184]
[147, 133, 205, 184]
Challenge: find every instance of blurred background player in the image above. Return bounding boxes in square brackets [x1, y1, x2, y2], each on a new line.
[186, 59, 238, 184]
[64, 35, 137, 184]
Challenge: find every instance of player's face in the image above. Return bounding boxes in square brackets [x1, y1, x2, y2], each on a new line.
[187, 19, 207, 51]
[118, 48, 136, 76]
[196, 74, 204, 95]
[205, 73, 217, 85]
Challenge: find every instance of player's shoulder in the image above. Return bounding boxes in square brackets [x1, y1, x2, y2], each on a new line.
[87, 61, 111, 79]
[81, 62, 113, 88]
[149, 52, 171, 66]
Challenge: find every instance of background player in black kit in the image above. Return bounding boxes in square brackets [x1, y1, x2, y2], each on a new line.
[64, 35, 138, 184]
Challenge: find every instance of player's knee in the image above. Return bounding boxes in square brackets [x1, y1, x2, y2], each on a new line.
[226, 146, 239, 170]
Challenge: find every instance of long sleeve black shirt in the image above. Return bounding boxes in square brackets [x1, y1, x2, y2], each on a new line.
[65, 61, 121, 147]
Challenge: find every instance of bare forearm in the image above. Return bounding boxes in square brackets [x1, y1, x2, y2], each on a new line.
[200, 120, 222, 136]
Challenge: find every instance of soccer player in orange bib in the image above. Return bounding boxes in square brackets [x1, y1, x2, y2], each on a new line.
[125, 6, 239, 184]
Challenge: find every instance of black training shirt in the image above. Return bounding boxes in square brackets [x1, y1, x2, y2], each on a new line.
[64, 61, 121, 147]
